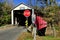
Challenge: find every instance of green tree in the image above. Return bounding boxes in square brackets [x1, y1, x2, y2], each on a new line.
[0, 1, 12, 26]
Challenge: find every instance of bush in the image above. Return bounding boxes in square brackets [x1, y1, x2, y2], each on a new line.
[0, 15, 11, 26]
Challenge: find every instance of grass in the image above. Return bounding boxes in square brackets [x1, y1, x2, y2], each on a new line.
[42, 36, 60, 40]
[55, 26, 60, 31]
[17, 32, 60, 40]
[17, 32, 33, 40]
[17, 26, 60, 40]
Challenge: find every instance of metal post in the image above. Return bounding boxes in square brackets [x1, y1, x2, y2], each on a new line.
[32, 9, 36, 40]
[33, 26, 36, 40]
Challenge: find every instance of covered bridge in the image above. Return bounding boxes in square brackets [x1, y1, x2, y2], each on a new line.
[11, 3, 34, 26]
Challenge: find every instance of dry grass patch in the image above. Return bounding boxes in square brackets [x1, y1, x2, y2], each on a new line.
[17, 27, 60, 40]
[17, 32, 44, 40]
[17, 32, 60, 40]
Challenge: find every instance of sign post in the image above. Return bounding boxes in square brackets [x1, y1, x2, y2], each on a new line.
[32, 9, 36, 40]
[23, 10, 31, 28]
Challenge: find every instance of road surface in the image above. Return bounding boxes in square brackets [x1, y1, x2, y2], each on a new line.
[0, 26, 26, 40]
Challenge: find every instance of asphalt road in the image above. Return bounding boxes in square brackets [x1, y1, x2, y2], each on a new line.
[0, 26, 26, 40]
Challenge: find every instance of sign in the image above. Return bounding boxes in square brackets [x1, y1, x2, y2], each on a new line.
[23, 10, 31, 17]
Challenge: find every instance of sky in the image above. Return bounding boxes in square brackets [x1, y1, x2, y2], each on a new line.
[13, 0, 28, 6]
[13, 0, 60, 6]
[0, 0, 60, 6]
[13, 0, 36, 6]
[56, 0, 60, 5]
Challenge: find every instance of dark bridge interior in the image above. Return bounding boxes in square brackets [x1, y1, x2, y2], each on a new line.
[13, 10, 32, 26]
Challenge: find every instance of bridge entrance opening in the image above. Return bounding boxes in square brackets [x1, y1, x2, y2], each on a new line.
[14, 10, 32, 26]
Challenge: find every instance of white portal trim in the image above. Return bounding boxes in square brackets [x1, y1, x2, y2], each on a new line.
[11, 10, 14, 25]
[13, 4, 31, 10]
